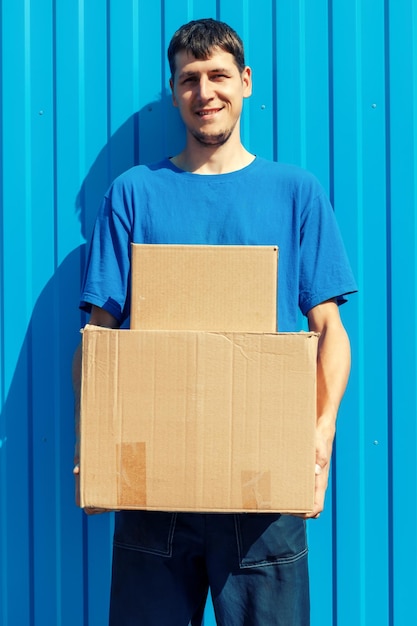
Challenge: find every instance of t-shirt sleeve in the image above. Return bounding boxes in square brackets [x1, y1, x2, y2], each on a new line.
[298, 188, 357, 316]
[80, 185, 132, 324]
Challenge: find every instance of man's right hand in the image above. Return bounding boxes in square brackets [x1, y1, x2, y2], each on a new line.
[73, 461, 111, 515]
[72, 305, 120, 515]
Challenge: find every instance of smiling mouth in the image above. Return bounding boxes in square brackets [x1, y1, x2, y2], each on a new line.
[196, 108, 222, 117]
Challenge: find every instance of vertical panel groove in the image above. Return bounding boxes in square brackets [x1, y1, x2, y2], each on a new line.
[327, 0, 334, 203]
[383, 2, 394, 624]
[271, 0, 278, 161]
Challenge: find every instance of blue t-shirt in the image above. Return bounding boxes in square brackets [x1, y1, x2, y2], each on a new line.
[80, 157, 357, 330]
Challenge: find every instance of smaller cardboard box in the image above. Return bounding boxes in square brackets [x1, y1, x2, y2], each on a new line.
[130, 244, 278, 331]
[80, 326, 318, 514]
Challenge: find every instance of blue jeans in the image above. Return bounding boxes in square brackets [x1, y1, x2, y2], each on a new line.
[109, 511, 309, 625]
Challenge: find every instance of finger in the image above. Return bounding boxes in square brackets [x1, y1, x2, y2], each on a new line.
[84, 507, 111, 516]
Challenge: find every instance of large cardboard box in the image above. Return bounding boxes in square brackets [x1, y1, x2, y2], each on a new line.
[80, 326, 318, 513]
[130, 244, 278, 331]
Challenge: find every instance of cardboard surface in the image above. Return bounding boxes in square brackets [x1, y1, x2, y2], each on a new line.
[130, 244, 278, 331]
[80, 326, 318, 513]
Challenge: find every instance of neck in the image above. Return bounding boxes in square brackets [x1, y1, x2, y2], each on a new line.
[172, 133, 255, 175]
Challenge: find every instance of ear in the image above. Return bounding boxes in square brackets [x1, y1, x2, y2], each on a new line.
[169, 78, 178, 107]
[242, 66, 252, 99]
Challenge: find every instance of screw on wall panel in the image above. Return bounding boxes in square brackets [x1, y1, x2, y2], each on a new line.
[371, 103, 377, 109]
[39, 110, 44, 115]
[261, 104, 266, 109]
[373, 440, 379, 446]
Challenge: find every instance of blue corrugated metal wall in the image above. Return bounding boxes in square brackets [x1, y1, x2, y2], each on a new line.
[1, 1, 416, 624]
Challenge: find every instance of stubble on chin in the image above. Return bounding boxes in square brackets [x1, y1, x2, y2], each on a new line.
[191, 127, 234, 147]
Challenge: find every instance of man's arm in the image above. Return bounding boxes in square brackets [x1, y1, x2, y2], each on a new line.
[303, 298, 351, 519]
[72, 306, 120, 511]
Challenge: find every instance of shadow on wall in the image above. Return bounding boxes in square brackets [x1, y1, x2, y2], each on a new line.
[1, 90, 184, 626]
[78, 88, 184, 244]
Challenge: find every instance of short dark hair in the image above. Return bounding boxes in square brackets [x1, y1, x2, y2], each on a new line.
[168, 18, 246, 78]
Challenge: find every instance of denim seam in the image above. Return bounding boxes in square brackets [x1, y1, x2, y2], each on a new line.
[234, 515, 308, 569]
[238, 547, 309, 569]
[113, 512, 178, 557]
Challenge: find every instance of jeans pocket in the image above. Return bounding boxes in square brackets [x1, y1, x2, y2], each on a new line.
[234, 513, 308, 569]
[113, 510, 177, 557]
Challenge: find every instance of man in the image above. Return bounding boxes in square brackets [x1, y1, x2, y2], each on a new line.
[73, 18, 357, 625]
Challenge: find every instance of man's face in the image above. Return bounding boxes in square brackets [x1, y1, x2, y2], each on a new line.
[170, 47, 252, 148]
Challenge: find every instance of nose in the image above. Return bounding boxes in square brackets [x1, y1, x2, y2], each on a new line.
[197, 76, 214, 101]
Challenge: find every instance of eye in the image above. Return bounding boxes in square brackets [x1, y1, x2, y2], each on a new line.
[181, 76, 197, 85]
[212, 73, 233, 83]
